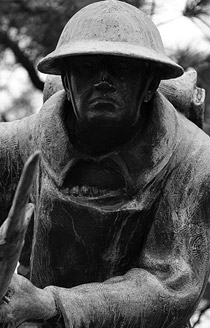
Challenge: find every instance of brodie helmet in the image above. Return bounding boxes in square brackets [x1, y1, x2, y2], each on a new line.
[37, 0, 183, 80]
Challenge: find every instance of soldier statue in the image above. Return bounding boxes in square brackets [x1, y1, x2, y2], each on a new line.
[0, 1, 209, 327]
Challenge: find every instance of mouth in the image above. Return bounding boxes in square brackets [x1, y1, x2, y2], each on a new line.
[89, 96, 119, 107]
[87, 99, 120, 123]
[61, 160, 129, 210]
[91, 102, 116, 111]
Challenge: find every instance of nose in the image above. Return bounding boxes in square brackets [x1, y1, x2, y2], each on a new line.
[94, 67, 116, 93]
[94, 81, 116, 92]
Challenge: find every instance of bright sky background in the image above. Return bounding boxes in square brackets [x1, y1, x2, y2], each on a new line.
[153, 0, 210, 54]
[0, 50, 43, 119]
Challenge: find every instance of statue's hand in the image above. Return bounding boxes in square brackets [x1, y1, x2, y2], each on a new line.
[0, 273, 57, 327]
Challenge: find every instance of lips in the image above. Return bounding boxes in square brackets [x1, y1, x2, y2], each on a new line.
[91, 102, 115, 111]
[89, 96, 120, 107]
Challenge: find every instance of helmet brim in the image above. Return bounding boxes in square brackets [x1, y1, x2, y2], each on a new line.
[37, 40, 184, 80]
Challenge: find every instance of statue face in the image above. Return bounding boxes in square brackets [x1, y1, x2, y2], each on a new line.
[61, 55, 158, 210]
[64, 55, 150, 129]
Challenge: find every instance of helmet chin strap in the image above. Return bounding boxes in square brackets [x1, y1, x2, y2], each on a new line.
[133, 65, 155, 127]
[61, 60, 79, 122]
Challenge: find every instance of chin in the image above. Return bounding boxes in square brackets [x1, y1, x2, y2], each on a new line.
[86, 114, 126, 129]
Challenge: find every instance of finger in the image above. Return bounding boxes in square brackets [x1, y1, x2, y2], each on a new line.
[6, 151, 40, 239]
[0, 207, 34, 301]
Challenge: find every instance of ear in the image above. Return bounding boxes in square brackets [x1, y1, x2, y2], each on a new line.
[144, 76, 160, 103]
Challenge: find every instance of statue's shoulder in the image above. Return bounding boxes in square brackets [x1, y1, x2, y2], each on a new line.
[0, 120, 24, 158]
[43, 75, 63, 103]
[0, 113, 38, 184]
[0, 113, 38, 143]
[171, 119, 210, 203]
[0, 119, 31, 221]
[156, 69, 210, 175]
[159, 70, 205, 129]
[37, 89, 67, 124]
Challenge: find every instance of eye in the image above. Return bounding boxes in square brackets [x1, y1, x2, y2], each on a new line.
[82, 61, 95, 71]
[118, 61, 130, 70]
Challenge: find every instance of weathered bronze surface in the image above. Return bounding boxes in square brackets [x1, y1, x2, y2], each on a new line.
[37, 0, 183, 79]
[0, 1, 210, 327]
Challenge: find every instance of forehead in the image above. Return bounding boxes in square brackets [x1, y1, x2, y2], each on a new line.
[63, 54, 148, 68]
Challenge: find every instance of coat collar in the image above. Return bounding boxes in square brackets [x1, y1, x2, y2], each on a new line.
[35, 90, 180, 211]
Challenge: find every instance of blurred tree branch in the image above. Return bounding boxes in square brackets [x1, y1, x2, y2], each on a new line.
[0, 30, 44, 91]
[183, 0, 210, 21]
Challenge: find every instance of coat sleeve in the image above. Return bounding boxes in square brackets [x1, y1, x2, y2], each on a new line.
[43, 172, 210, 328]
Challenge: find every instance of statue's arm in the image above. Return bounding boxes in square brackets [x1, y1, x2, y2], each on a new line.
[0, 205, 203, 327]
[0, 198, 207, 327]
[44, 263, 195, 327]
[43, 203, 207, 327]
[0, 116, 36, 223]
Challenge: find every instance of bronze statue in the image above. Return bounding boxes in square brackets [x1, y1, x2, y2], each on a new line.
[0, 1, 209, 327]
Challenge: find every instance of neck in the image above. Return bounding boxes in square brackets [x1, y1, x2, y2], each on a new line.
[76, 124, 132, 155]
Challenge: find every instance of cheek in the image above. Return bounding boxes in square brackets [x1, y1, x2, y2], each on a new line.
[121, 79, 141, 106]
[127, 74, 147, 101]
[119, 77, 146, 121]
[70, 75, 91, 108]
